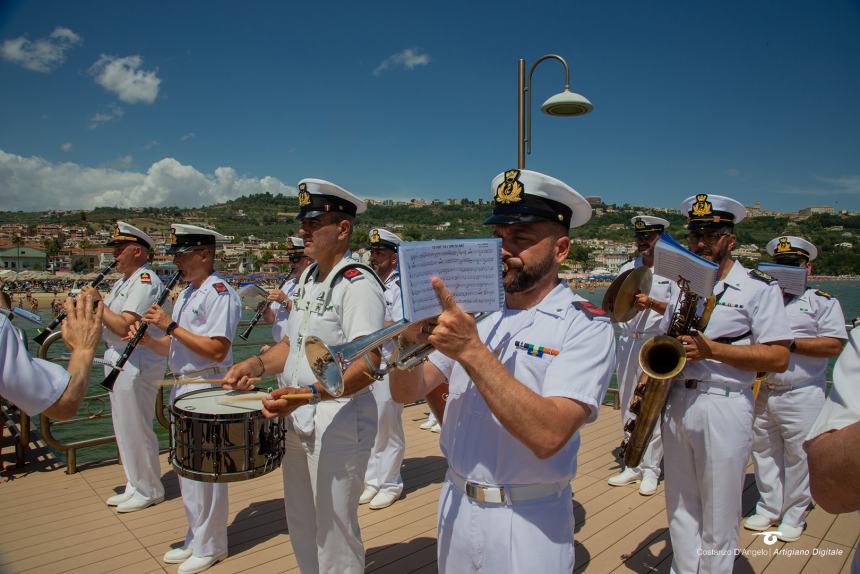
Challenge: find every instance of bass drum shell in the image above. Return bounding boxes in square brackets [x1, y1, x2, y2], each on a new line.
[169, 388, 284, 483]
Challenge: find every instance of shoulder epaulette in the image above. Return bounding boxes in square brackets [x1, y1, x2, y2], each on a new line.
[332, 263, 385, 290]
[749, 269, 776, 284]
[572, 300, 608, 320]
[814, 289, 832, 299]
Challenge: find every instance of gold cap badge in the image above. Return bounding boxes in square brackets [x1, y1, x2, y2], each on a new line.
[691, 194, 713, 217]
[370, 229, 380, 244]
[298, 183, 311, 207]
[495, 170, 524, 204]
[169, 229, 177, 245]
[776, 237, 792, 254]
[634, 218, 646, 230]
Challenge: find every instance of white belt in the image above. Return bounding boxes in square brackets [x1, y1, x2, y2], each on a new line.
[762, 380, 820, 393]
[446, 469, 566, 505]
[684, 379, 748, 397]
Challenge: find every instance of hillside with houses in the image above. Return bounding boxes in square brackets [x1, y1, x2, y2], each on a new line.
[1, 195, 858, 278]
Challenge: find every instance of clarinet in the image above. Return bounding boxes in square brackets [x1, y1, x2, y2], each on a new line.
[33, 261, 118, 346]
[239, 276, 292, 341]
[101, 270, 182, 391]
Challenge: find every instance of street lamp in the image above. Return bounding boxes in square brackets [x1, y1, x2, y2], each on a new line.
[517, 54, 592, 169]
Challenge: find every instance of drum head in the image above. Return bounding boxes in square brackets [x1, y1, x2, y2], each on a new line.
[173, 387, 266, 417]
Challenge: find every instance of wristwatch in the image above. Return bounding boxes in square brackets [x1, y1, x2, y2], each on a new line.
[306, 385, 321, 405]
[165, 321, 178, 337]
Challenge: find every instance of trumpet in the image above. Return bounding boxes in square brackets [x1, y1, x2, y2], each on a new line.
[304, 313, 491, 398]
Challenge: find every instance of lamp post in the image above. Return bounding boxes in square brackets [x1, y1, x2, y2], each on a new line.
[517, 54, 592, 169]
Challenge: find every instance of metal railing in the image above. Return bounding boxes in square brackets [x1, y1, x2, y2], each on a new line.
[4, 320, 856, 474]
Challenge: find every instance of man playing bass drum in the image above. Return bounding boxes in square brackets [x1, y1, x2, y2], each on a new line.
[390, 169, 616, 574]
[83, 221, 168, 513]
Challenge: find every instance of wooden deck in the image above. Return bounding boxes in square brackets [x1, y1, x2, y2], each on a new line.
[1, 403, 857, 573]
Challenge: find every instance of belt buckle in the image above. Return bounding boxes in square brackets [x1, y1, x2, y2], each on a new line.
[465, 481, 506, 504]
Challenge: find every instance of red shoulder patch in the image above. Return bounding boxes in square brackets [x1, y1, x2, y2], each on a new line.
[213, 282, 228, 294]
[343, 268, 360, 279]
[139, 272, 151, 284]
[572, 300, 608, 319]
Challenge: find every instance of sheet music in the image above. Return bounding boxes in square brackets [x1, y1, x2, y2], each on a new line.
[398, 238, 504, 322]
[756, 262, 808, 296]
[653, 233, 719, 298]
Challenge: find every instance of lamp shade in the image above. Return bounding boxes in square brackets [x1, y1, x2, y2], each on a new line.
[541, 89, 593, 116]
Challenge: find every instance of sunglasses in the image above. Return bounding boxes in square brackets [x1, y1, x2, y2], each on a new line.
[687, 231, 731, 244]
[773, 256, 808, 267]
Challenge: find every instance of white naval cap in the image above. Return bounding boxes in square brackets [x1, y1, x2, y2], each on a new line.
[296, 178, 367, 220]
[680, 193, 746, 228]
[109, 221, 155, 250]
[485, 169, 591, 229]
[167, 223, 226, 254]
[631, 214, 670, 234]
[766, 235, 818, 261]
[368, 228, 402, 251]
[285, 236, 304, 255]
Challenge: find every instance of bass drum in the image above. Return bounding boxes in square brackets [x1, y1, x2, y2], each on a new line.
[169, 388, 284, 483]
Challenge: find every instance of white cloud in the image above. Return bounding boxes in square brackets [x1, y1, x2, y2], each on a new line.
[143, 140, 159, 150]
[88, 103, 125, 129]
[0, 149, 295, 211]
[776, 174, 860, 197]
[89, 54, 161, 104]
[180, 132, 195, 141]
[373, 48, 431, 76]
[60, 142, 73, 153]
[0, 26, 82, 73]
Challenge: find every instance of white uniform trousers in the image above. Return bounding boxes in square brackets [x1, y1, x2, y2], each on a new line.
[662, 384, 754, 574]
[751, 383, 824, 528]
[436, 478, 575, 574]
[173, 378, 229, 557]
[617, 333, 664, 480]
[363, 377, 405, 496]
[105, 350, 165, 500]
[283, 391, 376, 574]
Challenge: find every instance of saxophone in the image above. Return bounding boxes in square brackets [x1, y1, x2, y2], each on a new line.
[619, 278, 715, 467]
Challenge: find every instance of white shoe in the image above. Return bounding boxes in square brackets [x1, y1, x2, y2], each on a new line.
[419, 419, 435, 430]
[359, 486, 378, 505]
[106, 490, 134, 507]
[369, 491, 400, 510]
[638, 474, 658, 496]
[178, 552, 227, 574]
[776, 522, 804, 542]
[430, 423, 442, 433]
[743, 514, 775, 531]
[164, 547, 193, 563]
[608, 467, 642, 486]
[116, 493, 164, 513]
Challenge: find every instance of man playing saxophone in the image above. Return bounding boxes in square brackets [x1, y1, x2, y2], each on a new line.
[660, 194, 792, 574]
[390, 169, 615, 573]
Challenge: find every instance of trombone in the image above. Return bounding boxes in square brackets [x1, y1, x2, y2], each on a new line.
[304, 313, 491, 397]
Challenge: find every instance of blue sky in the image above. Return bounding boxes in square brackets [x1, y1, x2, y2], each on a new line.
[1, 0, 859, 212]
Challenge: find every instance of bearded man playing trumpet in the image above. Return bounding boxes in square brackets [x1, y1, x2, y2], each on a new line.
[390, 169, 615, 574]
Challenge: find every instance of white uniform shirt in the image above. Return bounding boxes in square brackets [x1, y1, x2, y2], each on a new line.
[428, 282, 615, 485]
[103, 265, 164, 369]
[280, 254, 385, 389]
[270, 277, 299, 343]
[169, 274, 241, 376]
[808, 327, 860, 438]
[0, 314, 69, 416]
[383, 271, 403, 324]
[669, 260, 792, 387]
[769, 289, 847, 387]
[616, 257, 678, 335]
